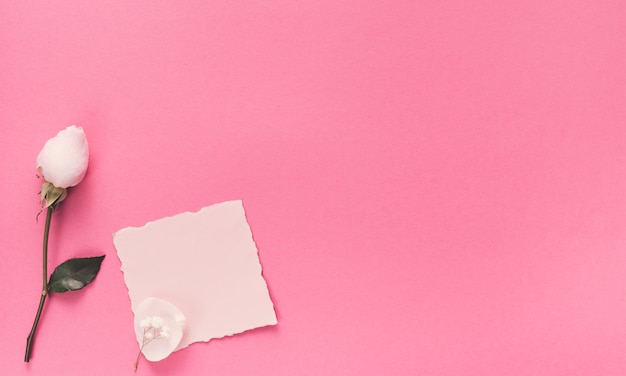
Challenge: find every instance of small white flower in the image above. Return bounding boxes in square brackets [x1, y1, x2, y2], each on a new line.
[133, 297, 186, 370]
[139, 317, 152, 329]
[150, 316, 164, 329]
[160, 326, 170, 339]
[36, 125, 89, 189]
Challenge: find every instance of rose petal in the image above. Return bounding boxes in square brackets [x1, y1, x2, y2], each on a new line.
[133, 298, 185, 362]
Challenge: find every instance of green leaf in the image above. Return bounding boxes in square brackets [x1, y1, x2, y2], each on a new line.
[48, 255, 105, 293]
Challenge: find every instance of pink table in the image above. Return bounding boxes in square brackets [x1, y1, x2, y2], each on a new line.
[2, 1, 626, 375]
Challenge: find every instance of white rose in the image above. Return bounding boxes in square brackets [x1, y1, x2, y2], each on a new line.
[36, 125, 89, 188]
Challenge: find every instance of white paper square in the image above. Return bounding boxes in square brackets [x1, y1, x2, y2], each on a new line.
[114, 200, 277, 350]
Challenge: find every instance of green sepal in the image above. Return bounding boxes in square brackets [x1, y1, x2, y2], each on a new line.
[48, 255, 105, 293]
[40, 182, 67, 209]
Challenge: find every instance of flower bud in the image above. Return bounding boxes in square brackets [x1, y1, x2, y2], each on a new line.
[36, 126, 89, 189]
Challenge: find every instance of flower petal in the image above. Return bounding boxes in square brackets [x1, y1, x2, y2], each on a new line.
[133, 298, 185, 362]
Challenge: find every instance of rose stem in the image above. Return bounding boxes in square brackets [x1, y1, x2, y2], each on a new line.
[24, 207, 53, 362]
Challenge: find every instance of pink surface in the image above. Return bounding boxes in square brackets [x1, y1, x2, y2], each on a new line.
[1, 1, 626, 375]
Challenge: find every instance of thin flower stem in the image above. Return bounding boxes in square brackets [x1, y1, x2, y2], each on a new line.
[134, 328, 159, 371]
[24, 207, 53, 363]
[134, 332, 152, 372]
[133, 342, 145, 372]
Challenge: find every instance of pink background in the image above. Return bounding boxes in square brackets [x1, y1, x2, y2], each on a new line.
[2, 1, 626, 375]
